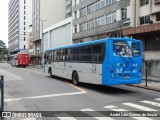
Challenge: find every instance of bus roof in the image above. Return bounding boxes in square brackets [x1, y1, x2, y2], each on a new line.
[45, 37, 141, 52]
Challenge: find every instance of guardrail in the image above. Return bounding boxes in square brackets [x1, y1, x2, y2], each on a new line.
[0, 75, 4, 112]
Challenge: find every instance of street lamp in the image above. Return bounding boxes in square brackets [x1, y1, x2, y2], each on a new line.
[120, 21, 131, 37]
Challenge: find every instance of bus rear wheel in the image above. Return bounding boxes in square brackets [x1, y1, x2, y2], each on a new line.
[72, 72, 79, 86]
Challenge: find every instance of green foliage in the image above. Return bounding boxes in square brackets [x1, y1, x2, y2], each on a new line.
[0, 40, 8, 61]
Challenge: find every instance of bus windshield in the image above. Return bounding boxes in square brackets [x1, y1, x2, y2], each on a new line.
[113, 40, 140, 57]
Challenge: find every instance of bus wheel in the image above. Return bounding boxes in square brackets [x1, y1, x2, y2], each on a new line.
[49, 68, 53, 78]
[72, 72, 79, 86]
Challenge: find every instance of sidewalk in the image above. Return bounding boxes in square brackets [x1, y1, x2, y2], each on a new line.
[27, 66, 160, 92]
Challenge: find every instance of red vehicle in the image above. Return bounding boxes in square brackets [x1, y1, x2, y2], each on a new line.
[11, 53, 30, 67]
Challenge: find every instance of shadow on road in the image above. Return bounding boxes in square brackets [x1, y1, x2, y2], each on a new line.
[47, 76, 137, 95]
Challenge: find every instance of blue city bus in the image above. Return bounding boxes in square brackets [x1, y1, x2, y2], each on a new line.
[44, 38, 142, 86]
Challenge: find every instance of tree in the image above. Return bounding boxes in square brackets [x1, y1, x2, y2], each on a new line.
[0, 40, 6, 48]
[0, 40, 8, 61]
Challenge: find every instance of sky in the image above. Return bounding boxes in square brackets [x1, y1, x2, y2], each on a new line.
[0, 0, 9, 47]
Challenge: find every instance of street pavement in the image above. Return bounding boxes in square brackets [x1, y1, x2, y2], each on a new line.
[0, 63, 160, 120]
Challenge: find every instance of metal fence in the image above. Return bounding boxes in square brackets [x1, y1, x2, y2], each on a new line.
[0, 75, 4, 112]
[142, 60, 160, 82]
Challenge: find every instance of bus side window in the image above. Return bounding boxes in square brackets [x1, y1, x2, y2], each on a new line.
[81, 45, 92, 62]
[65, 49, 71, 61]
[99, 43, 105, 62]
[92, 43, 105, 63]
[72, 47, 81, 62]
[53, 51, 57, 61]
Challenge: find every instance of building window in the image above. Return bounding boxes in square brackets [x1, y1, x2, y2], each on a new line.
[24, 0, 26, 4]
[80, 7, 86, 17]
[75, 11, 77, 19]
[87, 19, 95, 30]
[24, 27, 25, 30]
[24, 45, 25, 49]
[106, 12, 116, 24]
[24, 32, 25, 35]
[121, 8, 127, 20]
[96, 16, 106, 27]
[156, 13, 160, 21]
[140, 15, 150, 25]
[87, 0, 116, 14]
[24, 11, 26, 15]
[74, 25, 77, 33]
[140, 0, 149, 6]
[24, 21, 25, 25]
[24, 5, 26, 9]
[24, 16, 25, 20]
[24, 37, 25, 41]
[80, 0, 84, 3]
[80, 22, 86, 32]
[87, 3, 96, 14]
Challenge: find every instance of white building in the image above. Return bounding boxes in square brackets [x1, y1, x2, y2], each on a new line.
[32, 0, 66, 55]
[8, 0, 32, 54]
[43, 17, 72, 53]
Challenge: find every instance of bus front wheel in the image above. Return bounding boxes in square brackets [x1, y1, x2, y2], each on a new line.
[49, 68, 53, 78]
[72, 72, 79, 86]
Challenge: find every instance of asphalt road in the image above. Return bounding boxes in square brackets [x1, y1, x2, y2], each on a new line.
[0, 63, 160, 120]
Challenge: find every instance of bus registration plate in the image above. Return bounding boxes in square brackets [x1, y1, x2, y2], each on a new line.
[124, 76, 130, 79]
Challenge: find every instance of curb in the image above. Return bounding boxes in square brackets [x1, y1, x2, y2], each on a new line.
[129, 84, 160, 92]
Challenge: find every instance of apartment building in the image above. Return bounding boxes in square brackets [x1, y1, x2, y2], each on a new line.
[72, 0, 132, 43]
[8, 0, 32, 54]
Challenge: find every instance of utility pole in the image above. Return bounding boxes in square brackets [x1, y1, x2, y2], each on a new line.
[38, 19, 46, 67]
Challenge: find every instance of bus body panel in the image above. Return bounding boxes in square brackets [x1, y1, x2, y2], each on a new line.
[49, 62, 102, 85]
[44, 38, 142, 86]
[18, 54, 30, 66]
[11, 53, 30, 67]
[102, 38, 142, 85]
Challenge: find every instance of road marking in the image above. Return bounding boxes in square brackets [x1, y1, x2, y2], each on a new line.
[155, 98, 160, 101]
[0, 68, 23, 81]
[66, 81, 87, 93]
[104, 105, 153, 120]
[123, 103, 158, 111]
[24, 68, 46, 75]
[140, 100, 160, 107]
[81, 108, 114, 120]
[4, 91, 86, 102]
[21, 118, 36, 120]
[57, 117, 77, 120]
[104, 105, 127, 111]
[55, 113, 77, 120]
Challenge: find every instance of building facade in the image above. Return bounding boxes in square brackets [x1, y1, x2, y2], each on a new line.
[8, 0, 32, 54]
[123, 0, 160, 77]
[43, 17, 72, 53]
[66, 0, 72, 18]
[32, 0, 66, 65]
[72, 0, 132, 43]
[72, 0, 160, 77]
